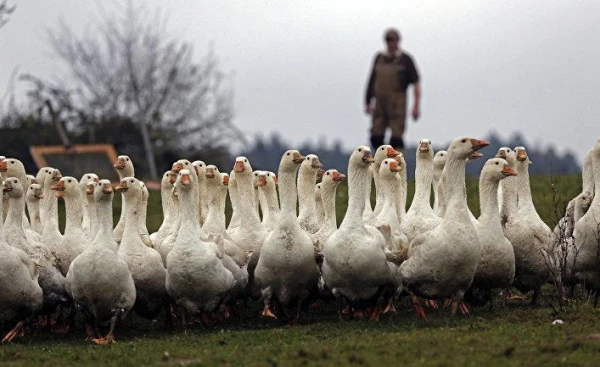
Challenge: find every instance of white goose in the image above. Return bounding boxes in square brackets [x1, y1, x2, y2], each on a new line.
[469, 158, 517, 306]
[166, 169, 234, 315]
[315, 183, 325, 225]
[83, 182, 98, 241]
[227, 157, 267, 252]
[400, 137, 488, 318]
[40, 169, 64, 262]
[0, 188, 43, 343]
[254, 150, 319, 320]
[297, 154, 323, 234]
[139, 182, 154, 248]
[432, 150, 447, 216]
[79, 173, 99, 239]
[113, 155, 135, 243]
[51, 177, 88, 276]
[257, 171, 280, 232]
[192, 160, 208, 225]
[35, 167, 55, 224]
[323, 146, 401, 318]
[65, 180, 135, 345]
[227, 170, 242, 231]
[371, 146, 400, 219]
[26, 184, 44, 235]
[116, 177, 169, 320]
[172, 159, 200, 228]
[156, 173, 180, 264]
[150, 171, 177, 250]
[502, 147, 552, 305]
[311, 169, 345, 252]
[402, 139, 442, 243]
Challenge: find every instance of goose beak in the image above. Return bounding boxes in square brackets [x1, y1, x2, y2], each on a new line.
[362, 151, 375, 164]
[52, 171, 62, 181]
[0, 160, 7, 172]
[234, 161, 245, 173]
[35, 193, 44, 199]
[468, 152, 483, 161]
[30, 178, 38, 184]
[181, 173, 191, 185]
[393, 155, 403, 166]
[496, 150, 507, 159]
[502, 165, 517, 177]
[418, 143, 429, 153]
[222, 175, 229, 185]
[2, 183, 12, 193]
[167, 171, 177, 185]
[311, 158, 322, 170]
[114, 182, 128, 192]
[317, 168, 325, 178]
[516, 150, 527, 162]
[257, 176, 267, 187]
[85, 184, 95, 195]
[470, 139, 489, 151]
[272, 175, 278, 185]
[102, 185, 113, 194]
[205, 168, 216, 179]
[51, 181, 66, 191]
[93, 177, 100, 183]
[292, 153, 305, 164]
[389, 161, 401, 172]
[332, 171, 346, 182]
[171, 162, 184, 173]
[387, 147, 400, 157]
[114, 159, 126, 170]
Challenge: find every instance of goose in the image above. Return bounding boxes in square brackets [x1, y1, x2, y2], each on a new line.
[26, 184, 44, 235]
[362, 164, 376, 225]
[65, 180, 135, 344]
[370, 146, 401, 220]
[400, 137, 488, 318]
[3, 177, 68, 319]
[252, 170, 262, 217]
[51, 177, 88, 276]
[172, 159, 200, 228]
[495, 147, 512, 214]
[468, 158, 517, 307]
[139, 182, 154, 248]
[315, 183, 325, 226]
[402, 139, 442, 243]
[79, 173, 99, 238]
[25, 175, 37, 187]
[35, 167, 55, 224]
[166, 169, 234, 316]
[150, 171, 177, 249]
[254, 150, 319, 320]
[227, 170, 242, 231]
[0, 187, 43, 343]
[501, 147, 552, 305]
[156, 173, 180, 264]
[40, 169, 64, 262]
[432, 150, 447, 216]
[83, 182, 98, 241]
[297, 154, 323, 233]
[322, 146, 401, 318]
[200, 166, 247, 266]
[395, 153, 409, 220]
[113, 155, 135, 243]
[116, 177, 169, 320]
[257, 171, 280, 232]
[227, 157, 268, 252]
[311, 169, 345, 252]
[572, 140, 600, 304]
[374, 159, 409, 253]
[192, 160, 208, 225]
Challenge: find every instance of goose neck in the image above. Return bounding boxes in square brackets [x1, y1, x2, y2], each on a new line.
[93, 200, 114, 246]
[177, 186, 199, 233]
[478, 175, 502, 230]
[321, 184, 338, 228]
[235, 172, 262, 225]
[121, 193, 144, 250]
[278, 168, 299, 220]
[583, 150, 595, 195]
[515, 161, 536, 211]
[341, 163, 370, 228]
[297, 171, 317, 215]
[6, 195, 25, 230]
[413, 157, 434, 209]
[442, 158, 469, 216]
[64, 193, 85, 233]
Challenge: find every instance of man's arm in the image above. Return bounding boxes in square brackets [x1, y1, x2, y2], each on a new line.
[365, 54, 379, 114]
[412, 82, 420, 121]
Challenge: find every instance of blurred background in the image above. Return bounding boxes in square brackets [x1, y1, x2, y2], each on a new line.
[1, 0, 598, 179]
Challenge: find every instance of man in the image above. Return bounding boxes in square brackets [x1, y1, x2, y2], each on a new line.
[365, 28, 420, 151]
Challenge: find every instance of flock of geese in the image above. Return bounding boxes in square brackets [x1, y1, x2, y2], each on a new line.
[0, 136, 598, 345]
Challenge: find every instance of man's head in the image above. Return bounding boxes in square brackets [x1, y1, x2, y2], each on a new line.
[383, 28, 401, 52]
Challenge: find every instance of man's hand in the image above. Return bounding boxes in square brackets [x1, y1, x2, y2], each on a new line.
[412, 104, 420, 121]
[365, 104, 373, 115]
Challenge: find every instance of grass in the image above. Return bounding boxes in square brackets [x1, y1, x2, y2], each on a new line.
[11, 173, 597, 367]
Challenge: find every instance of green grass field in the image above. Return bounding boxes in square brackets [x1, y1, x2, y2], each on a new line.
[6, 174, 597, 367]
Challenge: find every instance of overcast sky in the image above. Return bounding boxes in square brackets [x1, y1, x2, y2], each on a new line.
[1, 1, 599, 163]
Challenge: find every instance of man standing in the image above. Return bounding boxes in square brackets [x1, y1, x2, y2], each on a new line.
[365, 28, 420, 151]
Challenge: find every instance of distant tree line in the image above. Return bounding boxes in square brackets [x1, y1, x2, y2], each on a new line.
[242, 131, 581, 178]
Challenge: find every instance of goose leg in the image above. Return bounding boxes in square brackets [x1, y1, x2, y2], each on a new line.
[531, 287, 541, 306]
[261, 300, 277, 319]
[410, 294, 427, 321]
[2, 321, 26, 343]
[92, 313, 119, 345]
[426, 299, 439, 309]
[383, 298, 397, 314]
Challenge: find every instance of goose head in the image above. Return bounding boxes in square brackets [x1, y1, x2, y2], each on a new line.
[85, 181, 97, 201]
[233, 156, 253, 174]
[279, 150, 305, 172]
[496, 147, 517, 166]
[393, 153, 406, 175]
[79, 173, 99, 189]
[51, 176, 80, 199]
[0, 158, 26, 178]
[192, 160, 206, 178]
[267, 172, 278, 186]
[577, 191, 593, 212]
[433, 151, 447, 171]
[221, 172, 230, 187]
[26, 184, 44, 201]
[322, 169, 346, 187]
[3, 177, 24, 198]
[514, 146, 531, 164]
[161, 171, 175, 189]
[417, 139, 434, 159]
[447, 137, 489, 160]
[300, 154, 323, 173]
[140, 182, 149, 201]
[206, 165, 221, 187]
[256, 171, 268, 188]
[94, 179, 114, 202]
[252, 170, 263, 188]
[175, 169, 195, 192]
[381, 158, 402, 176]
[481, 158, 517, 183]
[350, 146, 374, 168]
[114, 177, 143, 199]
[36, 167, 55, 188]
[374, 145, 399, 168]
[172, 159, 193, 174]
[114, 155, 134, 177]
[26, 175, 38, 187]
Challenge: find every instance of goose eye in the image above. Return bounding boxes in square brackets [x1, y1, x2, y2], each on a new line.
[358, 148, 362, 152]
[126, 158, 129, 161]
[495, 162, 499, 165]
[461, 139, 466, 143]
[381, 147, 384, 150]
[326, 172, 330, 175]
[130, 179, 134, 183]
[385, 162, 388, 165]
[286, 153, 290, 156]
[244, 159, 248, 163]
[441, 154, 444, 156]
[10, 161, 14, 164]
[68, 179, 72, 183]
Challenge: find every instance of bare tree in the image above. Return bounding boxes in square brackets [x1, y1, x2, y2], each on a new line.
[0, 1, 15, 29]
[34, 1, 240, 179]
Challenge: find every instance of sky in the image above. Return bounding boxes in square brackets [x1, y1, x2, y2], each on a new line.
[1, 0, 599, 163]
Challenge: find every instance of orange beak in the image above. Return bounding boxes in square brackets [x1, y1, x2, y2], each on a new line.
[114, 159, 126, 170]
[470, 139, 490, 151]
[102, 185, 113, 194]
[389, 160, 401, 172]
[292, 153, 305, 164]
[317, 168, 325, 178]
[30, 178, 38, 184]
[93, 177, 100, 183]
[331, 171, 346, 182]
[114, 182, 128, 192]
[272, 175, 278, 185]
[52, 171, 62, 181]
[0, 160, 7, 172]
[51, 181, 66, 191]
[2, 184, 11, 193]
[502, 165, 517, 176]
[85, 184, 95, 195]
[35, 193, 44, 199]
[496, 150, 507, 159]
[206, 168, 216, 178]
[362, 151, 375, 164]
[222, 175, 230, 185]
[418, 143, 429, 153]
[171, 162, 184, 173]
[181, 173, 191, 185]
[311, 158, 322, 169]
[168, 172, 177, 185]
[387, 147, 400, 157]
[257, 176, 267, 187]
[468, 152, 483, 160]
[234, 161, 245, 173]
[516, 150, 527, 162]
